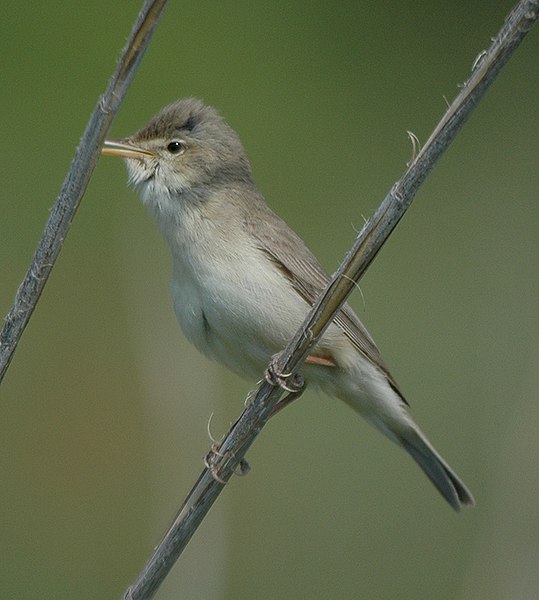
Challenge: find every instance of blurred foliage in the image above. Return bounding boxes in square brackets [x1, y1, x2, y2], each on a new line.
[1, 2, 538, 599]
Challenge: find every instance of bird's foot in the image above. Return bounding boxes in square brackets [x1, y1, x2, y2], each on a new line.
[265, 355, 305, 393]
[204, 443, 250, 484]
[265, 355, 306, 416]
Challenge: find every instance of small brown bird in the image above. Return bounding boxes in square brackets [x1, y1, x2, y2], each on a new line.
[102, 98, 474, 510]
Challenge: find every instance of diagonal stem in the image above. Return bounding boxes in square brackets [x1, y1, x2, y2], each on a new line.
[0, 0, 168, 384]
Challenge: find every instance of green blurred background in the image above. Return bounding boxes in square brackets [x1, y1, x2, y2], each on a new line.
[1, 2, 538, 599]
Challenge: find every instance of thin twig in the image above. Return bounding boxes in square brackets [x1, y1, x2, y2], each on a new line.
[120, 1, 538, 599]
[0, 0, 168, 384]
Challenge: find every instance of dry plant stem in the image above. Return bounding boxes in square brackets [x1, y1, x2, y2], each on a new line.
[0, 0, 168, 384]
[121, 2, 538, 600]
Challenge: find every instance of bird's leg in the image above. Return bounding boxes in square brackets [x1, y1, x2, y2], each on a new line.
[270, 387, 305, 416]
[205, 356, 306, 483]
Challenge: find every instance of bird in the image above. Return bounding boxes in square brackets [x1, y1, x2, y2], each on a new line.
[101, 97, 474, 511]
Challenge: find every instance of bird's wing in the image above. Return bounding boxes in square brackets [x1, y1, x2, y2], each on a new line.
[247, 207, 406, 401]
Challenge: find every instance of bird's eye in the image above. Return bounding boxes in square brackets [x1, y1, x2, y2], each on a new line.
[167, 140, 185, 154]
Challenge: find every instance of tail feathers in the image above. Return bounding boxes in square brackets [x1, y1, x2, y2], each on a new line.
[399, 430, 475, 511]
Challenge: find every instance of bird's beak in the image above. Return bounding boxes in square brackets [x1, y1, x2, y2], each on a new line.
[101, 139, 154, 160]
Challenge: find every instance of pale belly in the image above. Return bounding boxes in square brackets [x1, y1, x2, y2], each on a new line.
[169, 252, 408, 440]
[170, 254, 313, 380]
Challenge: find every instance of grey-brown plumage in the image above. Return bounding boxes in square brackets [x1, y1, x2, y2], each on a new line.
[102, 98, 474, 511]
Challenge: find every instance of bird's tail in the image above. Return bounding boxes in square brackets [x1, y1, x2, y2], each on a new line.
[398, 427, 475, 511]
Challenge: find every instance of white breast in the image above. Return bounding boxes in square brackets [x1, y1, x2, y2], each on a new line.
[167, 206, 310, 380]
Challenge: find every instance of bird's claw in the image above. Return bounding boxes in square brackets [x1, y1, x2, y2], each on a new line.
[204, 443, 250, 483]
[265, 355, 305, 393]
